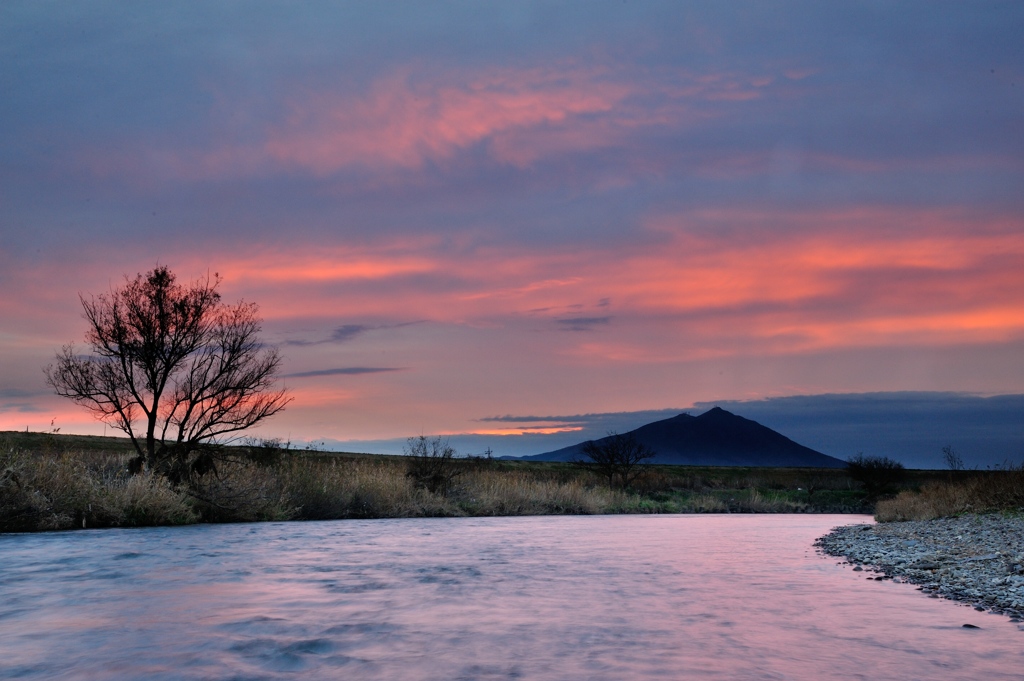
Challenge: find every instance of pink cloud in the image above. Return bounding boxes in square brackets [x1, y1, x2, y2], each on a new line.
[178, 206, 1024, 362]
[74, 61, 781, 183]
[256, 65, 635, 175]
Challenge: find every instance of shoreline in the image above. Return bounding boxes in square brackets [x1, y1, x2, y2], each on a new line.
[816, 514, 1024, 623]
[2, 508, 868, 535]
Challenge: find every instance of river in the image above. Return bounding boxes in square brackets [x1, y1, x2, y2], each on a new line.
[2, 515, 1021, 680]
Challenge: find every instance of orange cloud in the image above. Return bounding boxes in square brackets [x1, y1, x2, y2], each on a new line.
[205, 208, 1024, 360]
[18, 207, 1019, 381]
[451, 426, 584, 436]
[225, 252, 436, 283]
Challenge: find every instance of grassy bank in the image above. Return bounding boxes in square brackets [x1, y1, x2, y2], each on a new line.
[1, 430, 948, 532]
[875, 465, 1024, 521]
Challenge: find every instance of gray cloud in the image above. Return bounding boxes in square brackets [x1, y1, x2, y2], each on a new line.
[283, 367, 404, 379]
[283, 324, 372, 347]
[329, 325, 369, 342]
[0, 402, 47, 414]
[556, 316, 611, 332]
[0, 388, 47, 399]
[282, 321, 427, 347]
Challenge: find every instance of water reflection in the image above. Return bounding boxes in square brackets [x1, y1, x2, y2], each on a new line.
[1, 515, 1021, 680]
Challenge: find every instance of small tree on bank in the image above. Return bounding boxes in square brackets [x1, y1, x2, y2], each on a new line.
[574, 432, 656, 490]
[46, 266, 290, 482]
[405, 435, 461, 495]
[845, 454, 906, 499]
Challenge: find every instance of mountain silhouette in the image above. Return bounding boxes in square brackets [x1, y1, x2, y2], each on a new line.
[523, 407, 845, 467]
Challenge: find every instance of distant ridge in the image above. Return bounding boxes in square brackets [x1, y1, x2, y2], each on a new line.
[522, 407, 846, 468]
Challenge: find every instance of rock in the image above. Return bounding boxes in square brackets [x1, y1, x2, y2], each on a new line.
[815, 514, 1024, 621]
[962, 624, 980, 629]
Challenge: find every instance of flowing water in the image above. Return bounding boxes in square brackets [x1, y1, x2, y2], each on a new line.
[1, 515, 1021, 680]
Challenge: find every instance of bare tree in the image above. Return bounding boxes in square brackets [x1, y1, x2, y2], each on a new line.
[942, 445, 964, 472]
[46, 266, 290, 481]
[574, 432, 656, 489]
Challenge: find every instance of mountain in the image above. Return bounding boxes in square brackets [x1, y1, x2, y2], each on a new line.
[522, 406, 846, 468]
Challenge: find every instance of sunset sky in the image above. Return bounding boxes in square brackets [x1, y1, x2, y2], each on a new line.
[2, 2, 1022, 463]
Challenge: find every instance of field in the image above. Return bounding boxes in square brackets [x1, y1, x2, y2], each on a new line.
[0, 430, 1008, 532]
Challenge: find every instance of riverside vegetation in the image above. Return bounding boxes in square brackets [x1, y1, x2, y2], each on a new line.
[0, 430, 997, 533]
[874, 462, 1024, 521]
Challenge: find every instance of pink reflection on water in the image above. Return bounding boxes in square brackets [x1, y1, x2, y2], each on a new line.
[1, 515, 1022, 680]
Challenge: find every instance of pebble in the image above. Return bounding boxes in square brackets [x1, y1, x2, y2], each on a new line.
[815, 514, 1024, 623]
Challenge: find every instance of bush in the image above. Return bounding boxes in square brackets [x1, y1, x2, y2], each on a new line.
[846, 454, 906, 499]
[405, 436, 461, 496]
[243, 437, 292, 468]
[187, 460, 292, 522]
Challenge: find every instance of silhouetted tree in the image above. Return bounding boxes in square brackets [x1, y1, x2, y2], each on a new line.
[46, 266, 290, 482]
[846, 454, 906, 499]
[575, 432, 656, 489]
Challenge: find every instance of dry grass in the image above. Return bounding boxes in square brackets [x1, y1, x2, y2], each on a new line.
[686, 493, 728, 512]
[1, 447, 196, 531]
[2, 432, 878, 532]
[282, 456, 459, 519]
[453, 469, 627, 515]
[733, 489, 808, 513]
[0, 447, 661, 530]
[876, 465, 1024, 521]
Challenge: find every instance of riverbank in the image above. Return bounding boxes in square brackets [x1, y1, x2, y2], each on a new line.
[2, 433, 880, 532]
[816, 514, 1024, 621]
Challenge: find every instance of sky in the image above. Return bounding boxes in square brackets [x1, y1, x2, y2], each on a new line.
[1, 2, 1023, 465]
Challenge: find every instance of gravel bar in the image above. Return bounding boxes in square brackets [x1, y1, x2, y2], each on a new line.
[816, 514, 1024, 622]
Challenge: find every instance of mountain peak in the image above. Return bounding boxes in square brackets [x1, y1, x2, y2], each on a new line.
[523, 407, 844, 467]
[698, 406, 730, 417]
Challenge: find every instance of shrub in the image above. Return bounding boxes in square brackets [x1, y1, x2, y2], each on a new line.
[188, 460, 292, 522]
[846, 454, 906, 499]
